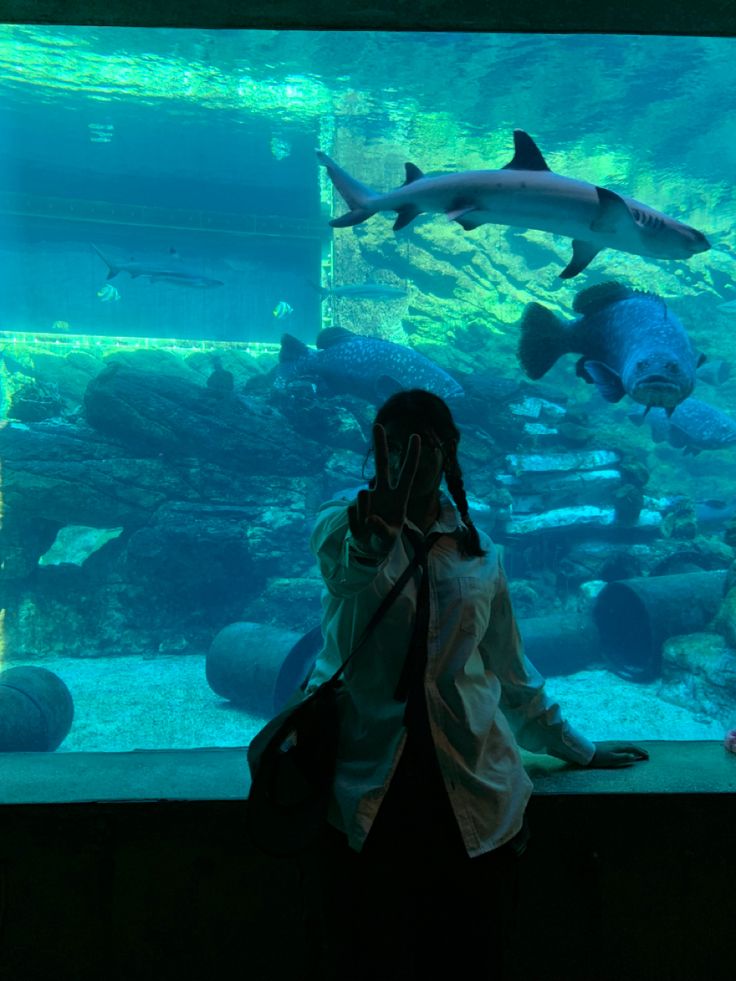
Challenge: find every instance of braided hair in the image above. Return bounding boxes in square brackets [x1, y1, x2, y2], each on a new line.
[369, 389, 486, 558]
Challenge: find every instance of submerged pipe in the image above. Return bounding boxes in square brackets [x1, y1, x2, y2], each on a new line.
[593, 570, 728, 682]
[0, 665, 74, 751]
[207, 621, 302, 717]
[518, 613, 601, 677]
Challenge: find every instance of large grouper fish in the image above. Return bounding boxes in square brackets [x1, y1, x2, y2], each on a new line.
[317, 130, 710, 279]
[517, 282, 705, 414]
[277, 326, 463, 403]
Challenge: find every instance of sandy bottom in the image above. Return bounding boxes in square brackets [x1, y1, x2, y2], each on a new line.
[7, 653, 726, 753]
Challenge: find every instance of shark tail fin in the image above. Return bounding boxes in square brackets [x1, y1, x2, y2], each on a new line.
[91, 243, 120, 280]
[317, 150, 379, 227]
[518, 303, 570, 380]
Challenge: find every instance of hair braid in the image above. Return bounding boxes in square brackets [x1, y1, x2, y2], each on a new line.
[443, 444, 486, 558]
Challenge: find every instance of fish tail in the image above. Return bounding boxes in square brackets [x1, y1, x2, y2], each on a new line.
[91, 242, 120, 280]
[317, 151, 379, 227]
[518, 303, 569, 380]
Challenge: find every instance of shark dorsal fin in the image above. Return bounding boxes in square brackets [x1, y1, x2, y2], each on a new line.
[573, 282, 633, 316]
[403, 163, 424, 185]
[502, 130, 551, 172]
[316, 326, 357, 349]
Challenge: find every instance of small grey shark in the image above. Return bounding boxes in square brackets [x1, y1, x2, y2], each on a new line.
[317, 130, 710, 279]
[92, 243, 223, 288]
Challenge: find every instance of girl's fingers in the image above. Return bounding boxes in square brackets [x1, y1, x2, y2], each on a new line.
[396, 433, 420, 503]
[372, 423, 390, 491]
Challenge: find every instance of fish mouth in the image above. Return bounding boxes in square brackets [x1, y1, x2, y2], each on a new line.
[632, 378, 683, 409]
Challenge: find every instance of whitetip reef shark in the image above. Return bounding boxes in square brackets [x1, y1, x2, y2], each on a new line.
[92, 243, 223, 288]
[317, 130, 710, 279]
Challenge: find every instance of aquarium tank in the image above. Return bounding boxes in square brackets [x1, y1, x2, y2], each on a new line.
[1, 25, 735, 757]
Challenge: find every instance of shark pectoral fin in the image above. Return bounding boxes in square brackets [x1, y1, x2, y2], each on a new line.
[452, 211, 486, 231]
[590, 186, 635, 234]
[331, 209, 374, 228]
[445, 201, 485, 230]
[697, 352, 707, 368]
[393, 206, 421, 231]
[583, 360, 626, 402]
[560, 241, 600, 279]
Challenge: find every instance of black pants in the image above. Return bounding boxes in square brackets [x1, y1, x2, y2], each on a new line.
[315, 726, 524, 981]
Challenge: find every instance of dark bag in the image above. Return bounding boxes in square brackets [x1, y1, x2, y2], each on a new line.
[246, 536, 429, 857]
[246, 676, 344, 857]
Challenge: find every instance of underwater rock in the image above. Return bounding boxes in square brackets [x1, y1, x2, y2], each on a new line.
[124, 502, 260, 617]
[239, 576, 325, 635]
[8, 380, 64, 422]
[612, 483, 644, 524]
[712, 586, 736, 648]
[38, 524, 124, 567]
[84, 366, 327, 475]
[0, 418, 211, 531]
[496, 468, 622, 510]
[660, 632, 736, 726]
[505, 449, 620, 474]
[268, 386, 371, 452]
[503, 505, 661, 538]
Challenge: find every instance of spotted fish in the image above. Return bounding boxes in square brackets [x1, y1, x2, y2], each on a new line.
[277, 327, 463, 403]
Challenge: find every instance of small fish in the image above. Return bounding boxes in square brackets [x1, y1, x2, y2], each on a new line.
[629, 397, 736, 455]
[518, 282, 703, 415]
[273, 300, 294, 320]
[310, 281, 408, 301]
[51, 320, 71, 331]
[97, 283, 121, 302]
[277, 326, 463, 404]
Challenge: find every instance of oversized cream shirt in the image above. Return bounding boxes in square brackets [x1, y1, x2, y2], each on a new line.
[308, 490, 596, 858]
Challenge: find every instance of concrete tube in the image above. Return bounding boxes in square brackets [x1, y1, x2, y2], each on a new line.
[593, 570, 728, 682]
[0, 666, 74, 751]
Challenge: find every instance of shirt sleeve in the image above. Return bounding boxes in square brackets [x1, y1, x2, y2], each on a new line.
[310, 499, 411, 600]
[479, 561, 596, 766]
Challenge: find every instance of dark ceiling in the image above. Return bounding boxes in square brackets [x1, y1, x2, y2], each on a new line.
[0, 0, 734, 36]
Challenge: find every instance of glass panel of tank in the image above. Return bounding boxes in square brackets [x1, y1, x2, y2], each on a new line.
[0, 25, 734, 754]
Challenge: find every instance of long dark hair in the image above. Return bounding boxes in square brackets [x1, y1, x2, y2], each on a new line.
[367, 389, 486, 558]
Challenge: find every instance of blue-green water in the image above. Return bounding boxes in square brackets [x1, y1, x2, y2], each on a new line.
[0, 26, 735, 753]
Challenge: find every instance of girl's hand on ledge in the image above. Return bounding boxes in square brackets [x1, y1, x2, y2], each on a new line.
[587, 742, 650, 768]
